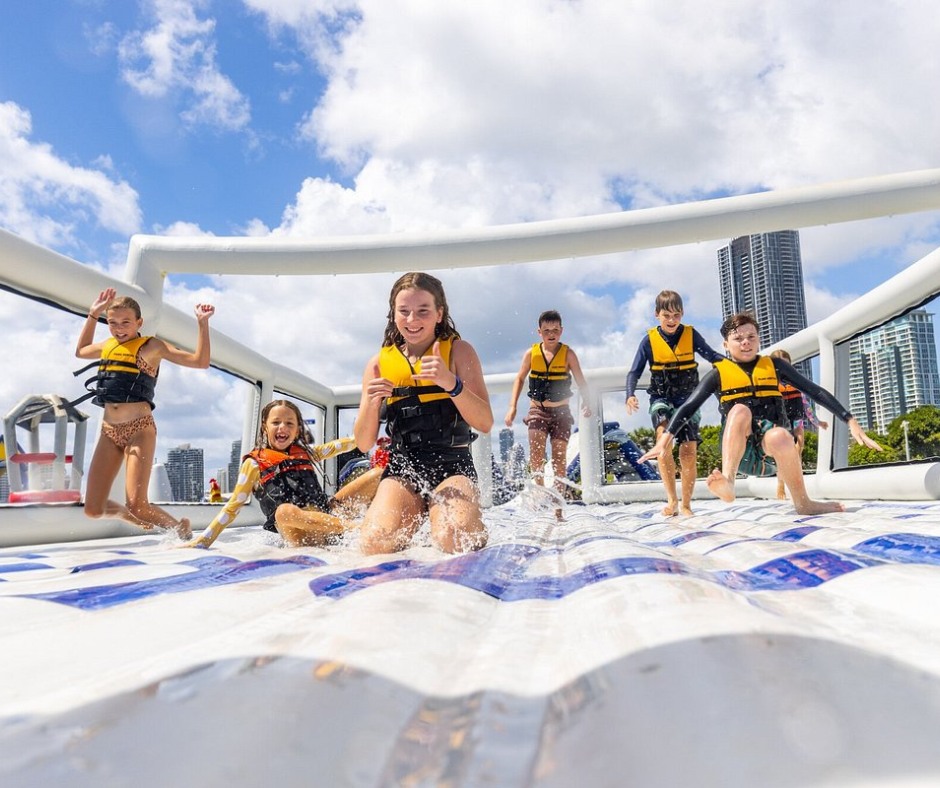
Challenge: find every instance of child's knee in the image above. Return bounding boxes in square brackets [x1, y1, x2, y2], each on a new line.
[764, 427, 795, 455]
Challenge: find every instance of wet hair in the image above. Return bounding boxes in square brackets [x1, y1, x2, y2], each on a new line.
[720, 312, 759, 339]
[538, 309, 563, 327]
[107, 295, 142, 320]
[382, 272, 460, 347]
[654, 290, 684, 314]
[769, 348, 792, 363]
[256, 399, 314, 452]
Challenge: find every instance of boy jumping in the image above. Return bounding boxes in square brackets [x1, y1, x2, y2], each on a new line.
[639, 312, 882, 515]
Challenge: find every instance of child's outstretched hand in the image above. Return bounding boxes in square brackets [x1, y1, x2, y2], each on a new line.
[638, 432, 674, 464]
[848, 418, 883, 451]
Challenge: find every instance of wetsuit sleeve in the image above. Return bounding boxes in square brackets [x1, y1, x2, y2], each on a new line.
[692, 328, 725, 364]
[664, 368, 719, 434]
[625, 336, 652, 400]
[309, 436, 357, 462]
[185, 459, 260, 549]
[773, 359, 852, 422]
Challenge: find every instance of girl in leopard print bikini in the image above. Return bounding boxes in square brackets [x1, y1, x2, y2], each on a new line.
[75, 287, 214, 537]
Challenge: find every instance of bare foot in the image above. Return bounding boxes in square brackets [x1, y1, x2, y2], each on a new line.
[793, 499, 845, 515]
[679, 505, 694, 517]
[706, 470, 736, 503]
[175, 517, 192, 540]
[661, 500, 679, 517]
[776, 483, 787, 500]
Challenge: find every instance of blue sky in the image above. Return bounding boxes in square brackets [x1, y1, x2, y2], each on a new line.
[1, 0, 940, 483]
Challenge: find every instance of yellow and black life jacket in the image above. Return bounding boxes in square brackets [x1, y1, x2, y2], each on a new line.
[714, 356, 784, 419]
[380, 338, 473, 451]
[527, 343, 573, 403]
[248, 445, 329, 531]
[73, 335, 158, 409]
[648, 326, 699, 400]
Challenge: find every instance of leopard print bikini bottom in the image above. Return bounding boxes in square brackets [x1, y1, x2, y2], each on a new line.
[101, 415, 156, 450]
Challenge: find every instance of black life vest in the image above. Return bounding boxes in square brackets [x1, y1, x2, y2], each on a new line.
[73, 336, 158, 409]
[249, 445, 330, 531]
[380, 340, 473, 452]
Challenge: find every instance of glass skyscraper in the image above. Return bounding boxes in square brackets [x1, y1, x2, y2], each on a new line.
[848, 309, 940, 433]
[717, 229, 810, 376]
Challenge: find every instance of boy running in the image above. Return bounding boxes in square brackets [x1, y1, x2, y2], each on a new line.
[639, 312, 882, 515]
[626, 290, 723, 516]
[506, 310, 591, 498]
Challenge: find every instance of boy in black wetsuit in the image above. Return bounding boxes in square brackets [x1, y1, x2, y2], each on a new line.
[639, 312, 882, 515]
[626, 290, 723, 516]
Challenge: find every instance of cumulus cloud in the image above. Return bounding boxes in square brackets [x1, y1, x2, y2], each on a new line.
[4, 0, 940, 476]
[0, 101, 141, 248]
[118, 0, 251, 131]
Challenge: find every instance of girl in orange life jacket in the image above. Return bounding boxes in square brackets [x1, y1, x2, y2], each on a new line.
[769, 348, 829, 501]
[185, 400, 382, 548]
[354, 272, 493, 555]
[74, 287, 215, 537]
[639, 312, 882, 516]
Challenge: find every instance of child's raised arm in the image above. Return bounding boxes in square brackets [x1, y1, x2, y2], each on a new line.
[75, 288, 116, 359]
[155, 303, 215, 369]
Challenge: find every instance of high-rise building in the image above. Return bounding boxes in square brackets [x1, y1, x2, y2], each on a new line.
[499, 428, 514, 462]
[717, 230, 810, 375]
[848, 309, 940, 433]
[165, 443, 205, 503]
[226, 440, 242, 494]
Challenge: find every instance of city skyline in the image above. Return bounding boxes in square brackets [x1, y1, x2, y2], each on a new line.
[848, 309, 940, 433]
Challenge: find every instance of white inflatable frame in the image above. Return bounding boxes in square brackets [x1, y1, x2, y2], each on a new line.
[2, 168, 940, 505]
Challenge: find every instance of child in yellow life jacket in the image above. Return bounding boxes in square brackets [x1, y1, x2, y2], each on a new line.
[625, 290, 723, 516]
[505, 309, 592, 502]
[185, 400, 382, 548]
[769, 348, 829, 501]
[74, 287, 214, 537]
[639, 312, 882, 515]
[354, 272, 493, 555]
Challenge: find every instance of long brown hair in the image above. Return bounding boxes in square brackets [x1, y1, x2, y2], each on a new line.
[381, 272, 460, 347]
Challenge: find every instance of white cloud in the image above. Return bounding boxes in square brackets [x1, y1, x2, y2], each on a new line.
[0, 101, 141, 248]
[4, 0, 940, 477]
[118, 0, 251, 131]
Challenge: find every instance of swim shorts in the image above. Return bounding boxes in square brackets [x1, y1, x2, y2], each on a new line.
[721, 418, 778, 477]
[382, 448, 477, 500]
[524, 403, 574, 442]
[650, 399, 700, 445]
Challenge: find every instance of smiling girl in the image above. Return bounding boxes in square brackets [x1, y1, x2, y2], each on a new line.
[354, 272, 493, 554]
[186, 399, 381, 548]
[75, 287, 214, 537]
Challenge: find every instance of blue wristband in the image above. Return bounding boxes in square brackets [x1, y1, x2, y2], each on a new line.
[448, 376, 464, 397]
